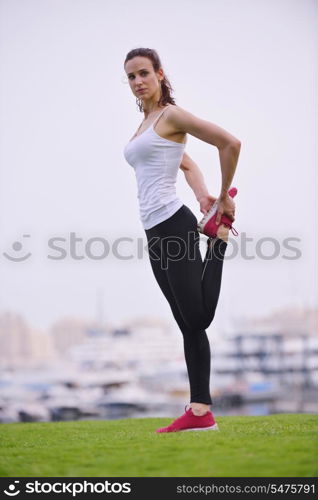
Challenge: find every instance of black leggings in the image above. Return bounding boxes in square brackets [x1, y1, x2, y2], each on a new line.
[145, 204, 227, 405]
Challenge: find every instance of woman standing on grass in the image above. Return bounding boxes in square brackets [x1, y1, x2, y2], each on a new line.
[123, 48, 241, 433]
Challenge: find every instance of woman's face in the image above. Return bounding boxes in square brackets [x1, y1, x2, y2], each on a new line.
[125, 56, 163, 104]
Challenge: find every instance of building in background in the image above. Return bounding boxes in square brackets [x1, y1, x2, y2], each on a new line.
[0, 311, 56, 368]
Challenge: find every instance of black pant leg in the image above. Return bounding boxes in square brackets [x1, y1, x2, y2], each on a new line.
[144, 205, 227, 405]
[145, 227, 213, 404]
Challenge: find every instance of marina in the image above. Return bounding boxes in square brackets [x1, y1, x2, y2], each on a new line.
[1, 322, 317, 423]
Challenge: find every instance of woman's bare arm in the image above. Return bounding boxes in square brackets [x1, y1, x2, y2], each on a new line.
[170, 106, 241, 222]
[180, 152, 209, 202]
[180, 152, 217, 214]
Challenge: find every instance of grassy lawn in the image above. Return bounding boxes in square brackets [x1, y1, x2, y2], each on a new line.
[0, 414, 317, 477]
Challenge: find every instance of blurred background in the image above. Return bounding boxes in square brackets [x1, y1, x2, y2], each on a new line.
[0, 0, 317, 423]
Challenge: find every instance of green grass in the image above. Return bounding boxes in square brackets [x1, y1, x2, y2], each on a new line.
[0, 414, 317, 477]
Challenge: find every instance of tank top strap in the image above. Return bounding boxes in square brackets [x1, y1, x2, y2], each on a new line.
[152, 105, 171, 127]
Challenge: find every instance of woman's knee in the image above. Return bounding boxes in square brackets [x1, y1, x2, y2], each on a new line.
[182, 311, 214, 332]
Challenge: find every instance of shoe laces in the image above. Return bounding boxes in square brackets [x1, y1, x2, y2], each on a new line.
[222, 222, 239, 236]
[167, 407, 190, 428]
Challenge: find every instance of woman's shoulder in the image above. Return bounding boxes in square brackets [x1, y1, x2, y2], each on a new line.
[165, 104, 196, 131]
[165, 103, 190, 121]
[166, 103, 187, 114]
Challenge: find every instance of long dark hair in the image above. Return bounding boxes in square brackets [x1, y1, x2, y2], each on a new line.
[124, 48, 176, 112]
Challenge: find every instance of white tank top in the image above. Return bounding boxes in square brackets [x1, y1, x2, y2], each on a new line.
[123, 105, 187, 229]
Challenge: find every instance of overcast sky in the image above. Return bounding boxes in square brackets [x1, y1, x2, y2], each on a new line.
[0, 0, 317, 333]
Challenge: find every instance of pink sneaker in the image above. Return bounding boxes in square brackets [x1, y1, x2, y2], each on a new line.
[197, 187, 238, 238]
[156, 406, 219, 433]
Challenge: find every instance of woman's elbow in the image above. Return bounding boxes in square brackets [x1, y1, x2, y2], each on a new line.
[231, 139, 241, 151]
[219, 138, 241, 152]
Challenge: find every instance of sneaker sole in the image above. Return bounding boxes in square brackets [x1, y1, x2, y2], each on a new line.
[180, 423, 219, 432]
[197, 203, 218, 233]
[197, 187, 238, 234]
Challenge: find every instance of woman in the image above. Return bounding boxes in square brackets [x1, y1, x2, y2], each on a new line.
[123, 48, 241, 433]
